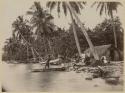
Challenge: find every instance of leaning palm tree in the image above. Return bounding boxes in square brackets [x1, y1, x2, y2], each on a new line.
[46, 1, 99, 60]
[92, 2, 122, 48]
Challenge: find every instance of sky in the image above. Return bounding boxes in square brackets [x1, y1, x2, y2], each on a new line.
[0, 0, 125, 58]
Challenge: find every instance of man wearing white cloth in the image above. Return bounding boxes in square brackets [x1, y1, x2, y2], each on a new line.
[80, 53, 86, 63]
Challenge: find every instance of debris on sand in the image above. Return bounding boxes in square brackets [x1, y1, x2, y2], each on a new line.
[72, 61, 123, 85]
[85, 77, 93, 80]
[105, 77, 120, 85]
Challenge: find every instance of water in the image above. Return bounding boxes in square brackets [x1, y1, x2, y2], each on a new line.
[2, 62, 123, 92]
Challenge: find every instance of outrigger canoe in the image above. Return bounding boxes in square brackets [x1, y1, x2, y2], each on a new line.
[31, 58, 66, 72]
[31, 67, 66, 72]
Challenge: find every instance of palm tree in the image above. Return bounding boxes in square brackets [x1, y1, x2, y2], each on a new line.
[92, 2, 122, 48]
[46, 1, 99, 60]
[27, 2, 55, 57]
[3, 38, 14, 60]
[3, 37, 24, 61]
[12, 16, 33, 43]
[12, 16, 38, 61]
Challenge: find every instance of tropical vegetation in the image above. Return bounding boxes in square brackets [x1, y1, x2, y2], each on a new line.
[2, 1, 123, 63]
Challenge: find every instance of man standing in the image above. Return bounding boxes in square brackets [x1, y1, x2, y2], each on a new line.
[80, 53, 86, 63]
[45, 55, 51, 69]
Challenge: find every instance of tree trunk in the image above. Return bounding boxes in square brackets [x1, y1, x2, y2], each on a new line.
[67, 3, 99, 60]
[67, 3, 82, 56]
[111, 15, 117, 48]
[43, 36, 47, 56]
[47, 38, 54, 58]
[31, 47, 36, 62]
[26, 46, 29, 61]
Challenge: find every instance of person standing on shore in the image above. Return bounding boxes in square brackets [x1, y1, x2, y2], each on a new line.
[45, 55, 51, 69]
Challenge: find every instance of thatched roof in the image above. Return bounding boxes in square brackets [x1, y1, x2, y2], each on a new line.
[84, 44, 111, 58]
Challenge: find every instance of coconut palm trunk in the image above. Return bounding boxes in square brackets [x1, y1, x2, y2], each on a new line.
[111, 14, 117, 48]
[31, 47, 36, 62]
[91, 2, 122, 48]
[47, 37, 54, 58]
[46, 1, 99, 60]
[43, 36, 47, 56]
[67, 4, 82, 56]
[67, 2, 99, 60]
[26, 46, 29, 61]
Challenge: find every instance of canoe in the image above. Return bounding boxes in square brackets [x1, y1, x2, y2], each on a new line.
[39, 58, 60, 64]
[31, 67, 66, 72]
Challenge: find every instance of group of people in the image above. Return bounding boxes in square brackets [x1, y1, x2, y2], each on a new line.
[44, 53, 110, 70]
[74, 53, 110, 66]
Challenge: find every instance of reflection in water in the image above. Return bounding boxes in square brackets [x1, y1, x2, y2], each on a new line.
[2, 62, 123, 92]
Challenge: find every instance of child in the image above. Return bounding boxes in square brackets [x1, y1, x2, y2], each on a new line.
[101, 56, 108, 64]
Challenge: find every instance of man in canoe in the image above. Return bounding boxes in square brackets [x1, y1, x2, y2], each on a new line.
[45, 55, 51, 69]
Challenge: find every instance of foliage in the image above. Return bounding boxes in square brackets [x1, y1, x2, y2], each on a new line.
[46, 1, 86, 16]
[2, 2, 123, 62]
[92, 2, 122, 17]
[93, 17, 123, 50]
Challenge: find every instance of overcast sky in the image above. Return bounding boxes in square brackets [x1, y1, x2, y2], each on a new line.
[0, 0, 125, 57]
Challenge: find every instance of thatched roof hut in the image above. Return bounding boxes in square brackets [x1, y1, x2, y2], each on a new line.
[84, 44, 121, 61]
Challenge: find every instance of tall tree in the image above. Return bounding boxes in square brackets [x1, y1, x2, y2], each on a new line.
[92, 2, 122, 48]
[46, 1, 99, 60]
[27, 2, 54, 57]
[12, 16, 36, 61]
[12, 16, 32, 42]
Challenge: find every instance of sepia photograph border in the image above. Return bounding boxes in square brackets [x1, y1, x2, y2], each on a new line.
[0, 0, 125, 93]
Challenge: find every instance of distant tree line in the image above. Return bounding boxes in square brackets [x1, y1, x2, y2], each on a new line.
[2, 17, 123, 62]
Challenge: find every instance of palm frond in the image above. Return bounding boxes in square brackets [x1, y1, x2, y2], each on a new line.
[27, 11, 34, 15]
[82, 2, 86, 5]
[46, 1, 86, 17]
[46, 2, 52, 7]
[91, 2, 97, 7]
[99, 3, 104, 16]
[77, 2, 84, 9]
[62, 2, 67, 16]
[44, 16, 53, 24]
[46, 1, 57, 12]
[57, 2, 61, 17]
[70, 2, 80, 14]
[18, 16, 23, 22]
[104, 3, 107, 15]
[96, 2, 102, 11]
[34, 2, 42, 12]
[93, 2, 122, 17]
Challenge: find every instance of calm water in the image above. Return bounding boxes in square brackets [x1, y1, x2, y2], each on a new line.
[2, 62, 123, 92]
